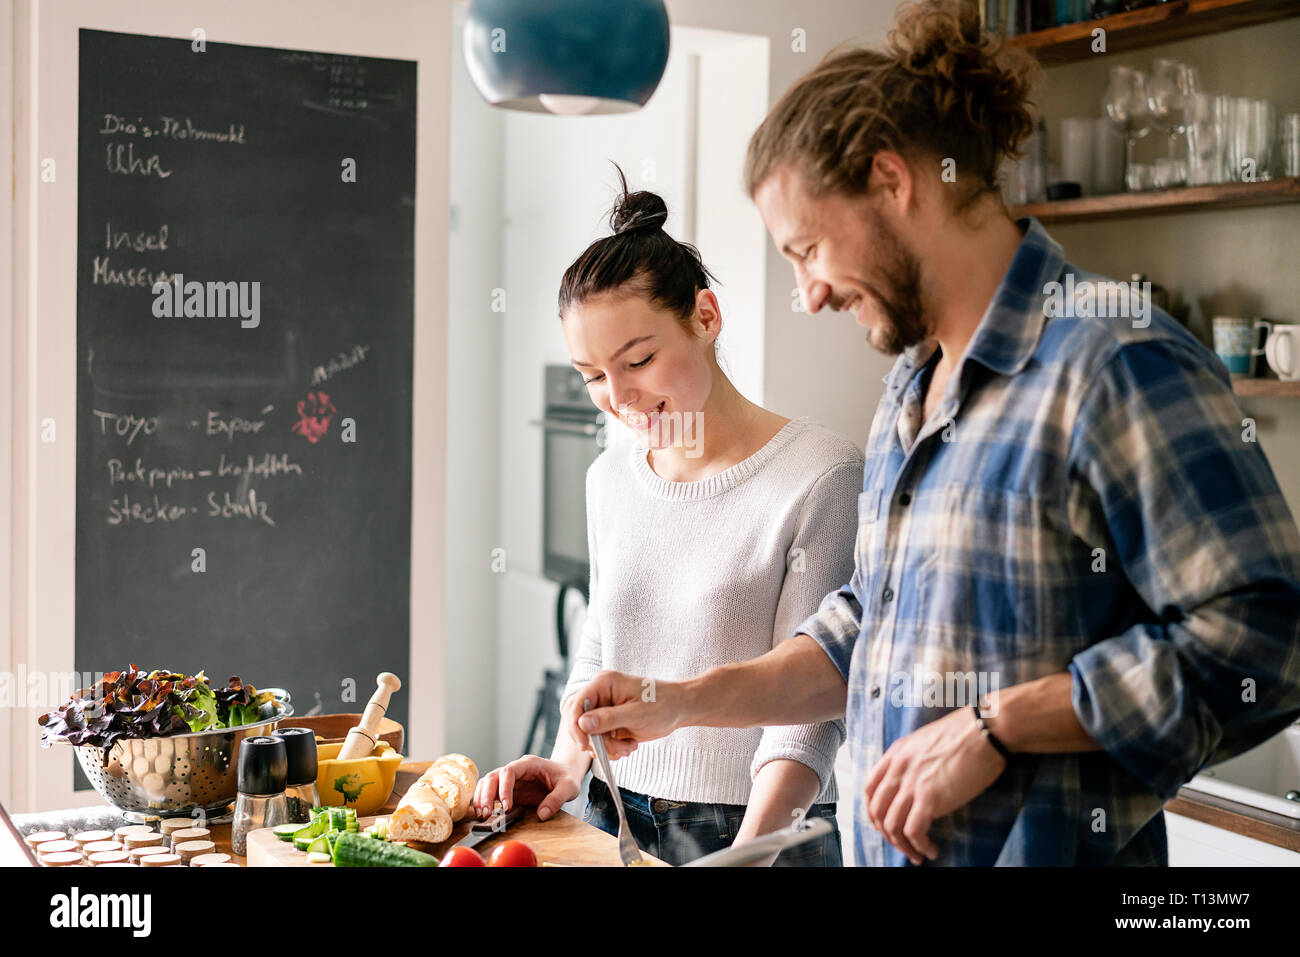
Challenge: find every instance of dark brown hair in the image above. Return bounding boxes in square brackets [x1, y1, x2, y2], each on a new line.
[744, 0, 1040, 211]
[558, 164, 716, 328]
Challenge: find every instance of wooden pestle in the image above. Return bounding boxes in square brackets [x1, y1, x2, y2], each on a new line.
[335, 672, 401, 761]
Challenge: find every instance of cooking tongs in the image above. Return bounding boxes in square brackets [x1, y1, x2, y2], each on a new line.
[583, 698, 644, 866]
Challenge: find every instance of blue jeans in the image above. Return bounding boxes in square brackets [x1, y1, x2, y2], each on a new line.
[584, 777, 842, 867]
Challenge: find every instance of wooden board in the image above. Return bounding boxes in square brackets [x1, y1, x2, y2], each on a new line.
[246, 806, 666, 867]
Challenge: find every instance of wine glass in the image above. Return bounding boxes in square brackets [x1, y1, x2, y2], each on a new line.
[1102, 66, 1153, 191]
[1147, 59, 1199, 186]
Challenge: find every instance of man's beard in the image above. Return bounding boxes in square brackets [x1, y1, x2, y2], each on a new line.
[842, 217, 929, 356]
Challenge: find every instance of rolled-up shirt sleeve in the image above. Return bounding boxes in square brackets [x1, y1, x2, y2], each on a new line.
[1066, 339, 1300, 800]
[752, 461, 861, 796]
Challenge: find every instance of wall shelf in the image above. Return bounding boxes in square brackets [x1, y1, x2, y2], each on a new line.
[1004, 0, 1300, 64]
[1011, 176, 1300, 223]
[1233, 379, 1300, 398]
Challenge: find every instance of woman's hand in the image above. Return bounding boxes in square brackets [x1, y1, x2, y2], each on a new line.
[473, 755, 583, 822]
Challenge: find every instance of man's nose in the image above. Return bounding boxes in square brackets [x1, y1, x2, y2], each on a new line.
[801, 279, 831, 314]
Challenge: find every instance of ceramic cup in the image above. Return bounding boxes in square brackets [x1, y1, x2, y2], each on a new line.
[1212, 316, 1271, 378]
[1264, 324, 1300, 381]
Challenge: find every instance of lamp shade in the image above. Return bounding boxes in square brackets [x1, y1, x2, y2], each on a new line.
[464, 0, 671, 115]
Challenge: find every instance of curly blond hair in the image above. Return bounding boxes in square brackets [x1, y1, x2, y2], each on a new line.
[745, 0, 1040, 211]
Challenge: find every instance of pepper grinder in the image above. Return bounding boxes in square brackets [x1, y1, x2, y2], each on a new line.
[231, 735, 289, 856]
[275, 726, 320, 823]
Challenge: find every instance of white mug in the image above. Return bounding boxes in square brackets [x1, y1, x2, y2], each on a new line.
[1265, 324, 1299, 381]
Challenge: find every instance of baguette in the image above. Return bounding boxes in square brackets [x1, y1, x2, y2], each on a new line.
[439, 753, 478, 783]
[386, 752, 479, 844]
[388, 780, 453, 844]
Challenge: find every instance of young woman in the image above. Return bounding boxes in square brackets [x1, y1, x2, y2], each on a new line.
[473, 169, 863, 866]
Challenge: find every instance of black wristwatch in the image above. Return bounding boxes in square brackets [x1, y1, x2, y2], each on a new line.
[972, 704, 1012, 761]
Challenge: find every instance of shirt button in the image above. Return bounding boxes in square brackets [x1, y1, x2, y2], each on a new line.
[870, 684, 881, 699]
[882, 586, 894, 603]
[898, 492, 911, 507]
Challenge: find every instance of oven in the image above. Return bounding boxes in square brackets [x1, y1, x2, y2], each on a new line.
[536, 365, 605, 587]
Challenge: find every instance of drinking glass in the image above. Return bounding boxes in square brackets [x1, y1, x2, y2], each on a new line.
[1279, 112, 1300, 178]
[1227, 97, 1275, 182]
[1103, 66, 1153, 191]
[1184, 92, 1223, 186]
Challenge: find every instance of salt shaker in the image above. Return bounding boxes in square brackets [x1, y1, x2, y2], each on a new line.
[231, 735, 289, 856]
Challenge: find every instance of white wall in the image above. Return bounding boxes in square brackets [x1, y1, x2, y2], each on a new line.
[445, 2, 504, 767]
[7, 0, 451, 811]
[0, 0, 16, 809]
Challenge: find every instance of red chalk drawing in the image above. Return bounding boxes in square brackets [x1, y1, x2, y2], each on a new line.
[292, 391, 337, 444]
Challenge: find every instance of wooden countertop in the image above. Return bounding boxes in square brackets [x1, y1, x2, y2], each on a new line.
[227, 760, 662, 866]
[1165, 788, 1300, 855]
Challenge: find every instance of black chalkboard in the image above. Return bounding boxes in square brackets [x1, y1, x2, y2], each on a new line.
[74, 30, 417, 786]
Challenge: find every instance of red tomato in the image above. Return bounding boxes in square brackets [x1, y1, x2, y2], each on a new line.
[487, 840, 538, 867]
[439, 846, 486, 867]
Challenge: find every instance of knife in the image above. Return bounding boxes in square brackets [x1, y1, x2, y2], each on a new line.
[453, 803, 524, 850]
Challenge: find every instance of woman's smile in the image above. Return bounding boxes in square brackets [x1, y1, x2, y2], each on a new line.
[625, 400, 666, 430]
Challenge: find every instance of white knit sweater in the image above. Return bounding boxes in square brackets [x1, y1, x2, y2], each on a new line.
[561, 416, 864, 806]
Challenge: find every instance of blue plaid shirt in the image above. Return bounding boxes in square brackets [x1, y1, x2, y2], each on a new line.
[798, 217, 1300, 866]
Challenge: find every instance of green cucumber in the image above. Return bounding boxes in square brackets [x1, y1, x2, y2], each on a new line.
[306, 835, 331, 856]
[330, 808, 347, 830]
[332, 831, 438, 867]
[272, 824, 302, 842]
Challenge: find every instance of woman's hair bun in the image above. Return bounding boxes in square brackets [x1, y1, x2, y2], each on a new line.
[609, 170, 669, 236]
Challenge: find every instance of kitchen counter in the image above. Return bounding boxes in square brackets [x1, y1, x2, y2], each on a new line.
[1166, 788, 1300, 855]
[14, 760, 663, 867]
[23, 763, 1285, 865]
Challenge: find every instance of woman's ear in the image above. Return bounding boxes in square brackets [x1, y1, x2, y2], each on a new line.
[694, 289, 723, 343]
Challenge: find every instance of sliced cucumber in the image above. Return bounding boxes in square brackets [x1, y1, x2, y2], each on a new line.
[306, 835, 331, 856]
[272, 823, 302, 842]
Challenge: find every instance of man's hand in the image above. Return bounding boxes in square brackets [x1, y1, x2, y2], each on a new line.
[863, 707, 1007, 864]
[569, 670, 683, 759]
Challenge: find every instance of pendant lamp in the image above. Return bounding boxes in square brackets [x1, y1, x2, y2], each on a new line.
[464, 0, 671, 115]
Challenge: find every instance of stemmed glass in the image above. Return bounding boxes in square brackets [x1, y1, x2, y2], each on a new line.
[1103, 66, 1153, 191]
[1147, 59, 1199, 187]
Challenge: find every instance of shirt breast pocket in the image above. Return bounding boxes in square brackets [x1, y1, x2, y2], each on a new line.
[916, 486, 1063, 663]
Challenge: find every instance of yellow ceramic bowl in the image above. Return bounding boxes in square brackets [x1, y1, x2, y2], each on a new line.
[314, 741, 401, 817]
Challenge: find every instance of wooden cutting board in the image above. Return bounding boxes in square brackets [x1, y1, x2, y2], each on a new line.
[246, 806, 667, 867]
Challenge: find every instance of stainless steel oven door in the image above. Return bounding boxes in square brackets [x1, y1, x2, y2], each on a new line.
[537, 413, 603, 584]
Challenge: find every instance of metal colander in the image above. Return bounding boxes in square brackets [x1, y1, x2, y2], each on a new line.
[72, 695, 294, 821]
